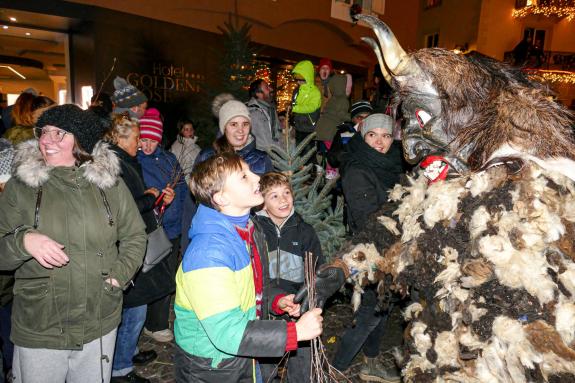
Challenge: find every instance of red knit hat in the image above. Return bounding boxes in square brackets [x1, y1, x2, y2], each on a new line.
[319, 57, 333, 71]
[139, 108, 163, 142]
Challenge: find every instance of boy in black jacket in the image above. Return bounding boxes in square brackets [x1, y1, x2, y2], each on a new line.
[254, 172, 324, 383]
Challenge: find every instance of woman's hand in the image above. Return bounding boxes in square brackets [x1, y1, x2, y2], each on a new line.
[277, 294, 301, 317]
[144, 187, 160, 198]
[23, 232, 69, 269]
[161, 186, 175, 205]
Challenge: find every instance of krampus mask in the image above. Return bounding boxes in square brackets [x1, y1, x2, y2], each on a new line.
[357, 15, 575, 181]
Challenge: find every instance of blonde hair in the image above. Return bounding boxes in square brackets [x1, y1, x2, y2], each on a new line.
[259, 172, 293, 196]
[190, 152, 244, 208]
[104, 113, 139, 144]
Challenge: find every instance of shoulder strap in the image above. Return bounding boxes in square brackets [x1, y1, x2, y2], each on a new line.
[34, 187, 42, 229]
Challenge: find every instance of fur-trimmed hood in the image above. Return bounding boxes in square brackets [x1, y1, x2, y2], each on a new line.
[13, 139, 120, 189]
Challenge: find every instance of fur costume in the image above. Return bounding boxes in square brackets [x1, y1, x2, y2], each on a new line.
[332, 15, 575, 382]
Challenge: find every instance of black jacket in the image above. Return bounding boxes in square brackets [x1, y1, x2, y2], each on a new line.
[111, 145, 176, 307]
[340, 133, 404, 233]
[327, 121, 356, 169]
[253, 210, 324, 295]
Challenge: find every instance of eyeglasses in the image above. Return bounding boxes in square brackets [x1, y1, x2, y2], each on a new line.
[33, 127, 69, 142]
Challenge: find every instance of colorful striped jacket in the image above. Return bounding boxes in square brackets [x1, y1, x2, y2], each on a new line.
[174, 205, 295, 381]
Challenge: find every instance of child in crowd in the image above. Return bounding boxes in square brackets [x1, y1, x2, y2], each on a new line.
[291, 60, 321, 146]
[174, 153, 323, 383]
[253, 172, 324, 383]
[170, 119, 201, 181]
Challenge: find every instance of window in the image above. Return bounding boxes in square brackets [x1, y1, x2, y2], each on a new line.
[425, 33, 440, 48]
[523, 27, 546, 50]
[331, 0, 386, 22]
[515, 0, 534, 8]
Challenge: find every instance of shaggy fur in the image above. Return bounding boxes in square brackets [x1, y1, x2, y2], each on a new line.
[339, 162, 575, 381]
[13, 139, 120, 189]
[409, 50, 575, 171]
[338, 17, 575, 382]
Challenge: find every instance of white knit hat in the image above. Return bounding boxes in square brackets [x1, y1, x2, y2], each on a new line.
[212, 93, 251, 134]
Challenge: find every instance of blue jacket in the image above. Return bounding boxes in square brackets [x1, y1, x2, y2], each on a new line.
[175, 205, 288, 379]
[138, 147, 193, 240]
[194, 136, 272, 175]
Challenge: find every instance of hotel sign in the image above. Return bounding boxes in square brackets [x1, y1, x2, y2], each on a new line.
[126, 62, 204, 102]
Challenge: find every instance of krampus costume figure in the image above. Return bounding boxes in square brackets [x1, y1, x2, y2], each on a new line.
[297, 15, 575, 382]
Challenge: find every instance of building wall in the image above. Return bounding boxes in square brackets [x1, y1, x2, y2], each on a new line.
[66, 0, 420, 68]
[417, 0, 482, 50]
[475, 0, 522, 60]
[477, 0, 575, 60]
[548, 17, 575, 53]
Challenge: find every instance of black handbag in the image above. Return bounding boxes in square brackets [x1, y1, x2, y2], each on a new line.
[142, 210, 173, 273]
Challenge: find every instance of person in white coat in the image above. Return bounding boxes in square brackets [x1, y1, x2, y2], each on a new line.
[170, 119, 201, 182]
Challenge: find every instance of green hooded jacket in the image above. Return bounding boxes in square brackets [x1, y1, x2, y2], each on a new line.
[292, 61, 321, 114]
[0, 140, 147, 350]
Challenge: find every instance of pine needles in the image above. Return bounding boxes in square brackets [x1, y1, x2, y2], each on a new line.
[268, 133, 346, 260]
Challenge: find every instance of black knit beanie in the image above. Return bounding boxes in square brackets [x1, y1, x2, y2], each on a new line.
[36, 104, 106, 153]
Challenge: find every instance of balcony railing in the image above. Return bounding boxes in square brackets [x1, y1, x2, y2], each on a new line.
[504, 50, 575, 70]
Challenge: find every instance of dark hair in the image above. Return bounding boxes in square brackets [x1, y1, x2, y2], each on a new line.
[213, 134, 235, 155]
[91, 92, 113, 114]
[177, 119, 194, 134]
[31, 96, 55, 111]
[249, 79, 266, 99]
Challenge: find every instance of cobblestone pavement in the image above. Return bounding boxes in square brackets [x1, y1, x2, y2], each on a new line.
[135, 296, 404, 383]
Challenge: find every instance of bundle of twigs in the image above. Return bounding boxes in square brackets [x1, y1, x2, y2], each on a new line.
[305, 252, 351, 383]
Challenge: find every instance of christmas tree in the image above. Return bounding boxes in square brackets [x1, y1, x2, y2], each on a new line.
[267, 132, 346, 259]
[217, 21, 256, 100]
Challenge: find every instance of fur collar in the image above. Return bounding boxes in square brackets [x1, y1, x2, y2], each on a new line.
[13, 139, 120, 189]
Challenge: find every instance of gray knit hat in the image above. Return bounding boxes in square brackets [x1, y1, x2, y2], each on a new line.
[0, 138, 14, 184]
[212, 93, 251, 134]
[361, 113, 394, 138]
[111, 76, 147, 109]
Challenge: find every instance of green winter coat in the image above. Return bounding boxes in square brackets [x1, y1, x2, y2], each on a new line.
[315, 74, 350, 141]
[0, 140, 147, 350]
[292, 60, 321, 114]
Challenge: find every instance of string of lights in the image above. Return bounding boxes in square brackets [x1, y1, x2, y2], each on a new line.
[275, 66, 298, 112]
[512, 0, 575, 21]
[253, 62, 271, 84]
[528, 69, 575, 84]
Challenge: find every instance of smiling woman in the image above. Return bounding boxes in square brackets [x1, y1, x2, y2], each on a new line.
[0, 104, 147, 383]
[194, 93, 273, 175]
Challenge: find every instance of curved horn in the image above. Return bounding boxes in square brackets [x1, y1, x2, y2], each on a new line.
[356, 14, 420, 78]
[361, 37, 392, 84]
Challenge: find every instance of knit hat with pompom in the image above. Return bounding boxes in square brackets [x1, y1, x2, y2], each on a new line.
[212, 93, 251, 134]
[111, 76, 147, 109]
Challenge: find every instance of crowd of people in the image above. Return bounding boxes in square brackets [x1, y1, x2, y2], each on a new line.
[0, 55, 407, 383]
